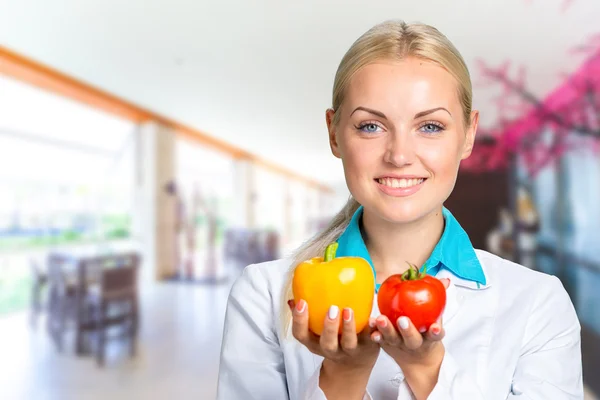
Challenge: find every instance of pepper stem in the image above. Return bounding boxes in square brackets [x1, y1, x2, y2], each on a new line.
[324, 243, 339, 262]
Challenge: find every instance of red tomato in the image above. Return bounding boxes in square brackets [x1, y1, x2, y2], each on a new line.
[377, 264, 446, 332]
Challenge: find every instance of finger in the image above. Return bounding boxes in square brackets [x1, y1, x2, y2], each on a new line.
[397, 316, 423, 350]
[375, 315, 401, 346]
[371, 329, 382, 344]
[425, 322, 445, 342]
[291, 300, 319, 352]
[319, 305, 340, 355]
[425, 313, 445, 341]
[368, 317, 377, 330]
[287, 299, 295, 310]
[291, 299, 308, 341]
[340, 308, 358, 352]
[358, 317, 377, 342]
[440, 278, 450, 289]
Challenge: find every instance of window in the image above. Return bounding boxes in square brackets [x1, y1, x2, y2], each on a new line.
[0, 75, 136, 314]
[0, 76, 136, 250]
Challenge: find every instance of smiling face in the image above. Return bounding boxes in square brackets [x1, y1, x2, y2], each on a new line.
[327, 57, 478, 224]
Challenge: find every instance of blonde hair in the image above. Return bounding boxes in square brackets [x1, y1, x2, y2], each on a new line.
[279, 19, 474, 336]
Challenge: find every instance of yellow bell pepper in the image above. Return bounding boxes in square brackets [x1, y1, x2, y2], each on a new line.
[292, 242, 375, 335]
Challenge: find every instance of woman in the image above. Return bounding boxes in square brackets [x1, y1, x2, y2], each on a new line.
[216, 20, 583, 399]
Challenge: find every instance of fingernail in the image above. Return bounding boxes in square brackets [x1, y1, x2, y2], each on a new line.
[343, 308, 352, 322]
[373, 333, 381, 343]
[369, 318, 376, 328]
[287, 300, 294, 310]
[432, 325, 441, 335]
[295, 299, 306, 314]
[376, 317, 387, 328]
[398, 317, 409, 330]
[328, 305, 339, 320]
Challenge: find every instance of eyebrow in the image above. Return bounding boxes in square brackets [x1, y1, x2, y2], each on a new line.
[350, 106, 452, 119]
[350, 106, 387, 119]
[414, 107, 452, 119]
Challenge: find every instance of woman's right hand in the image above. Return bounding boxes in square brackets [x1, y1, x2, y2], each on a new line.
[289, 299, 380, 372]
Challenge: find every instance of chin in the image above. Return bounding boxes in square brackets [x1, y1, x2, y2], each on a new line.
[382, 202, 431, 223]
[361, 195, 441, 225]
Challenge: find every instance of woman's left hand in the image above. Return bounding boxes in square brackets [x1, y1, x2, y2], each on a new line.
[370, 278, 450, 399]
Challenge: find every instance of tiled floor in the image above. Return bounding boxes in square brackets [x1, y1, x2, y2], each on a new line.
[0, 275, 598, 400]
[0, 278, 233, 400]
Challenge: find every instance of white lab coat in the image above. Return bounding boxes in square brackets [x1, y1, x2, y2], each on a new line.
[216, 249, 583, 399]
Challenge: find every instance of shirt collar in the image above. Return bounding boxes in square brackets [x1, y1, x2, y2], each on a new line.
[335, 205, 489, 291]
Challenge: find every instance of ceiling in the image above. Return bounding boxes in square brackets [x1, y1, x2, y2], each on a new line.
[1, 0, 599, 186]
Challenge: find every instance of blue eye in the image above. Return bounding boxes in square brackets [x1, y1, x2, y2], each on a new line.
[357, 123, 382, 134]
[420, 123, 444, 134]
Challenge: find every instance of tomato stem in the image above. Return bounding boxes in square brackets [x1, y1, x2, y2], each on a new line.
[402, 262, 424, 281]
[401, 269, 409, 280]
[324, 243, 339, 262]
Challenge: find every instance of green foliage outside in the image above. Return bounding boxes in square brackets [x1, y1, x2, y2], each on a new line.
[0, 214, 131, 253]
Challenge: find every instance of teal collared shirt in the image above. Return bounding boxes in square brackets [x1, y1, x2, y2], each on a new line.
[335, 206, 487, 292]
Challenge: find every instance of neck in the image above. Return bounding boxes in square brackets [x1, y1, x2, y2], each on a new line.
[362, 207, 445, 284]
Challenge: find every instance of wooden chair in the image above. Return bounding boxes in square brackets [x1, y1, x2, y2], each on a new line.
[46, 254, 79, 352]
[82, 253, 140, 366]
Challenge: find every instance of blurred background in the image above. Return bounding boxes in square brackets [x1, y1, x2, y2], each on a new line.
[0, 0, 598, 398]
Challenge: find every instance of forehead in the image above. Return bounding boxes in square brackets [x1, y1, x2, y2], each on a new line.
[344, 58, 460, 112]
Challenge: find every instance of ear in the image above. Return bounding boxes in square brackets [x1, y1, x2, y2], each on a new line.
[326, 108, 341, 159]
[461, 110, 479, 160]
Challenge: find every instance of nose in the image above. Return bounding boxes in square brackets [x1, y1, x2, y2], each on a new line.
[383, 130, 416, 167]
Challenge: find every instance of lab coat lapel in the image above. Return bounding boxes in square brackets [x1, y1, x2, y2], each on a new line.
[435, 270, 462, 326]
[435, 264, 492, 326]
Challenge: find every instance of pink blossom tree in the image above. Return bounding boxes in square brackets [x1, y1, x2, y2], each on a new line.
[463, 1, 600, 176]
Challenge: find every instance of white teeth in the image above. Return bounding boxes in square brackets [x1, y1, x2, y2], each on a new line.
[377, 178, 424, 188]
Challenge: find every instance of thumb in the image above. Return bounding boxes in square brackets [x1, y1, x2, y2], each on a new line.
[288, 299, 296, 310]
[440, 278, 451, 289]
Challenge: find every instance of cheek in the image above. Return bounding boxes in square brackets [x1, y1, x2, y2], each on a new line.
[339, 136, 382, 192]
[420, 140, 462, 177]
[340, 136, 378, 173]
